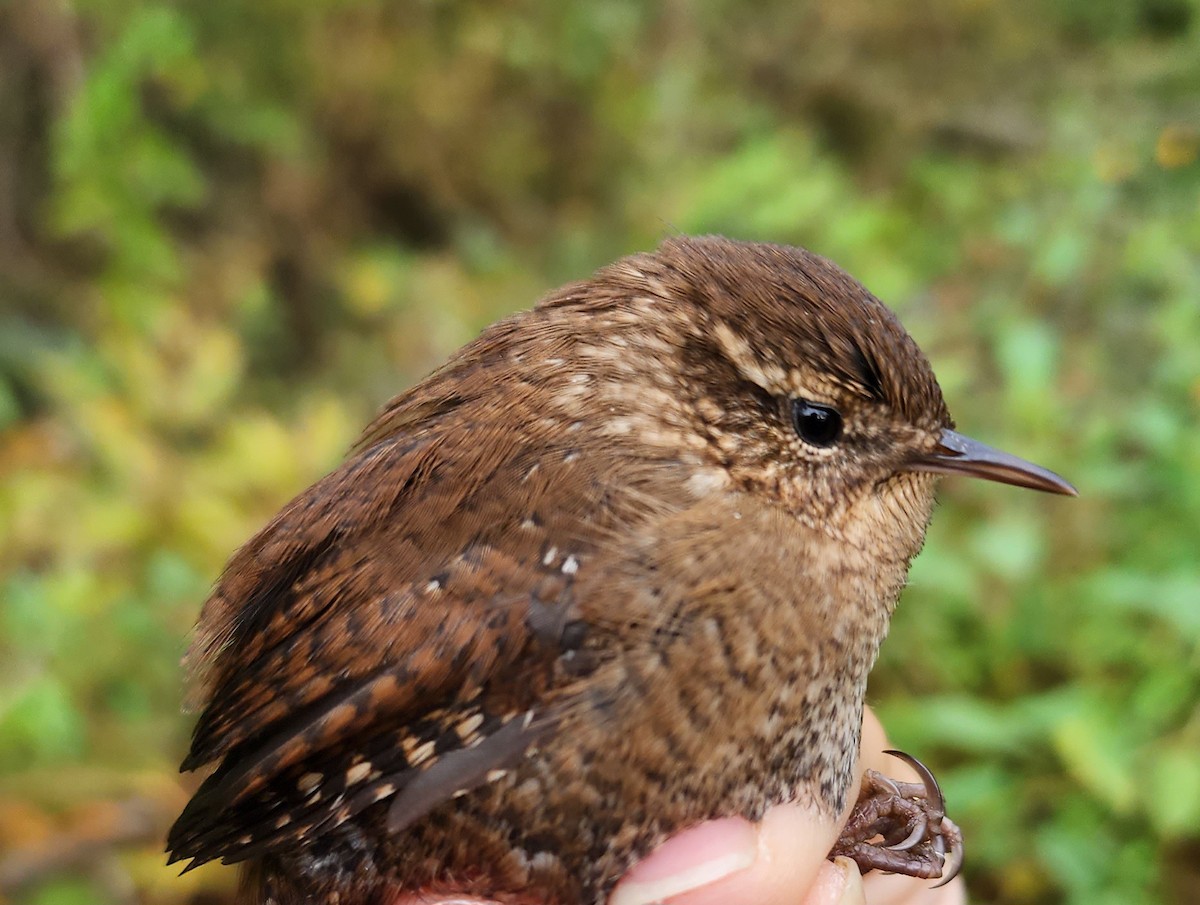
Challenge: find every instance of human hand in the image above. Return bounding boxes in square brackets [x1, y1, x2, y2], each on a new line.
[607, 708, 965, 905]
[392, 707, 966, 905]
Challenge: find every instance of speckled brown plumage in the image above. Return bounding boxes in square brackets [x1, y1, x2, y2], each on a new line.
[168, 236, 1074, 904]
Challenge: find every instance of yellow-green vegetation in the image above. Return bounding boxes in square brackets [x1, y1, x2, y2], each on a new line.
[1, 2, 1198, 903]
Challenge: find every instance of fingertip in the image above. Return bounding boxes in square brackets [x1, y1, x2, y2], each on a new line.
[862, 707, 889, 757]
[626, 802, 839, 905]
[609, 817, 759, 905]
[800, 858, 866, 905]
[833, 859, 868, 905]
[859, 708, 921, 783]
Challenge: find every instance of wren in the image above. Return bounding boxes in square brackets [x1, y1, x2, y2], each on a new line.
[167, 236, 1075, 904]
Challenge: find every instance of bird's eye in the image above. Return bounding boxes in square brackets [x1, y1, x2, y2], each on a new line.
[791, 400, 843, 447]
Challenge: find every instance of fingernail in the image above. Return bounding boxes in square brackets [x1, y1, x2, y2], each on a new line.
[800, 857, 867, 905]
[609, 818, 758, 905]
[833, 857, 866, 905]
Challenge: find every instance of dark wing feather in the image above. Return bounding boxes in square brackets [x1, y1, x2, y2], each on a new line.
[167, 411, 616, 871]
[166, 300, 691, 872]
[170, 691, 551, 868]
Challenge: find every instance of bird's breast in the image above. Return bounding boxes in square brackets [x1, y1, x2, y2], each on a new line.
[562, 495, 905, 818]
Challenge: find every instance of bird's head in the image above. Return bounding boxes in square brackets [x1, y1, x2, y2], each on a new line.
[573, 236, 1075, 559]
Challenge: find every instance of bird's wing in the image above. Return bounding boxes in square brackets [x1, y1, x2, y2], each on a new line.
[167, 424, 616, 870]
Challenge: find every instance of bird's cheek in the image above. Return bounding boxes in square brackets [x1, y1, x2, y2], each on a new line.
[842, 477, 936, 561]
[886, 475, 939, 559]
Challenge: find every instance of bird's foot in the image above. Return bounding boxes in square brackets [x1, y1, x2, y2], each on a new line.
[829, 750, 963, 887]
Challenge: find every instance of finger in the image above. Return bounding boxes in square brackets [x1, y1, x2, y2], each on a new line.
[860, 708, 918, 780]
[610, 803, 842, 905]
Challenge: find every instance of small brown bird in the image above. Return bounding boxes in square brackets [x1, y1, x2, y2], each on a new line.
[167, 236, 1075, 904]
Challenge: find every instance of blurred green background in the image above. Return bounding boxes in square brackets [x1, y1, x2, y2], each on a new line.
[1, 1, 1198, 903]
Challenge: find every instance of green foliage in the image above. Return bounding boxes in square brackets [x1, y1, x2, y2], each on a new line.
[1, 1, 1198, 902]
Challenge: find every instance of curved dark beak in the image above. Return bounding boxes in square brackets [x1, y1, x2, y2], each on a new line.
[909, 429, 1078, 496]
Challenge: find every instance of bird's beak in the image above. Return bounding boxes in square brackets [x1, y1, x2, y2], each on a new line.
[909, 428, 1078, 496]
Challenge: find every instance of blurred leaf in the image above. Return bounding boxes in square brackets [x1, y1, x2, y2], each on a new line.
[1146, 741, 1200, 839]
[27, 877, 102, 905]
[0, 677, 86, 768]
[1052, 695, 1139, 814]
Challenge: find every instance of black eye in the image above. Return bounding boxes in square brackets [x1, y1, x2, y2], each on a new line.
[791, 400, 843, 447]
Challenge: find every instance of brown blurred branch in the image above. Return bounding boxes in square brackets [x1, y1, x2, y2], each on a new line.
[0, 796, 162, 899]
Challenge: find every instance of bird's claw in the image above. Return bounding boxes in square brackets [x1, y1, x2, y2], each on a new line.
[828, 749, 964, 886]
